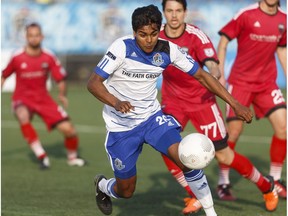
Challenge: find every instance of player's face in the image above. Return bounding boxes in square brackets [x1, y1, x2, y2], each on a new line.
[264, 0, 279, 7]
[163, 0, 186, 30]
[26, 26, 43, 49]
[134, 24, 159, 53]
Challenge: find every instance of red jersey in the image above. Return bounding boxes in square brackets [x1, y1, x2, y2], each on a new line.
[159, 24, 219, 109]
[219, 3, 287, 92]
[2, 48, 67, 102]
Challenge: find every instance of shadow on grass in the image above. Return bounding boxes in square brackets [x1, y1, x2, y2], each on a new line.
[27, 141, 85, 164]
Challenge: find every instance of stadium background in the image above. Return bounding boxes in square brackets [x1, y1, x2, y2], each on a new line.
[1, 0, 287, 90]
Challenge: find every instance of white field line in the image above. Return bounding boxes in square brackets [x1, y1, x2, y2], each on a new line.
[2, 120, 271, 144]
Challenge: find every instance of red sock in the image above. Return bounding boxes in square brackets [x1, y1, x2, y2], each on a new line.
[161, 154, 195, 197]
[230, 151, 270, 193]
[20, 123, 46, 159]
[65, 136, 78, 150]
[65, 136, 79, 160]
[270, 135, 286, 164]
[21, 123, 38, 143]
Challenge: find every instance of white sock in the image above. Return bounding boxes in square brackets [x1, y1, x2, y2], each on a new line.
[218, 166, 230, 185]
[67, 150, 77, 160]
[270, 162, 283, 181]
[184, 170, 217, 216]
[99, 178, 119, 199]
[30, 140, 45, 157]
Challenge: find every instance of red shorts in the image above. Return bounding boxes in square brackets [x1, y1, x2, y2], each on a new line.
[162, 100, 228, 150]
[226, 83, 286, 121]
[12, 95, 69, 130]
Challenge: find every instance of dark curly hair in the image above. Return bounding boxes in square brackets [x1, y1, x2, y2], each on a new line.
[131, 4, 162, 32]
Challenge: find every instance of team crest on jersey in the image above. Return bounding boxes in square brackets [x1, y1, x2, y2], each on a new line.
[152, 53, 164, 66]
[41, 62, 49, 69]
[20, 62, 27, 69]
[278, 24, 285, 34]
[114, 158, 125, 170]
[204, 48, 214, 57]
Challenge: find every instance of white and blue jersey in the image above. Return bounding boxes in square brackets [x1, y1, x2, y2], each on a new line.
[95, 35, 199, 132]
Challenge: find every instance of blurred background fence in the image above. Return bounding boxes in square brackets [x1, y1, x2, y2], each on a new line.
[1, 0, 287, 90]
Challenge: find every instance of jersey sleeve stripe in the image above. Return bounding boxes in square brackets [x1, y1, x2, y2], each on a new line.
[186, 25, 209, 44]
[233, 3, 258, 20]
[95, 67, 110, 79]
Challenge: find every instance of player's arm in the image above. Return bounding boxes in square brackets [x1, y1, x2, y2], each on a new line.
[217, 35, 230, 86]
[1, 56, 16, 89]
[87, 73, 134, 114]
[204, 60, 221, 80]
[193, 67, 253, 123]
[276, 46, 287, 76]
[1, 77, 6, 89]
[57, 80, 68, 108]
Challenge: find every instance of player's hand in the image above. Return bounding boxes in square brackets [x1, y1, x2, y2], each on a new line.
[115, 100, 135, 113]
[233, 102, 253, 124]
[59, 95, 68, 109]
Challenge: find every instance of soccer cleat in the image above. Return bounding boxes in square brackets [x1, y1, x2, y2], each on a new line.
[39, 156, 50, 170]
[263, 175, 279, 212]
[182, 197, 202, 215]
[274, 179, 287, 199]
[67, 158, 86, 167]
[94, 174, 112, 215]
[216, 184, 237, 201]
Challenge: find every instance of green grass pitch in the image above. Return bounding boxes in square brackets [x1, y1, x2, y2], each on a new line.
[1, 83, 287, 216]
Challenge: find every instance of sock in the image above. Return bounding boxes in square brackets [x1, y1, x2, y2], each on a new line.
[270, 135, 287, 181]
[217, 140, 236, 185]
[65, 136, 79, 160]
[99, 178, 119, 199]
[162, 154, 194, 197]
[230, 152, 270, 193]
[20, 123, 46, 159]
[184, 170, 216, 216]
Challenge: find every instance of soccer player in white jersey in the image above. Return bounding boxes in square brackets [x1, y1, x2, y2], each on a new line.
[217, 0, 287, 204]
[159, 0, 280, 213]
[87, 4, 252, 216]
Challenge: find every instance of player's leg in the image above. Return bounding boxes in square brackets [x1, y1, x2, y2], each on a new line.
[95, 174, 137, 215]
[188, 102, 237, 201]
[268, 108, 287, 198]
[94, 129, 143, 215]
[38, 98, 85, 166]
[14, 103, 49, 169]
[56, 120, 85, 166]
[161, 153, 202, 214]
[160, 102, 200, 212]
[254, 86, 287, 198]
[166, 141, 216, 216]
[217, 84, 252, 197]
[146, 111, 216, 216]
[218, 119, 243, 199]
[216, 147, 278, 211]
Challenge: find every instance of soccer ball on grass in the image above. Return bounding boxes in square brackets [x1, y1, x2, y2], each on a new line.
[178, 133, 215, 169]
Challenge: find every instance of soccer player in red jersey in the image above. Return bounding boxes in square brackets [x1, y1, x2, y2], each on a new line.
[218, 0, 287, 200]
[1, 22, 86, 169]
[159, 0, 280, 213]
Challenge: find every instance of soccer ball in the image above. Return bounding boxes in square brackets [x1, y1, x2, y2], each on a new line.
[178, 133, 215, 169]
